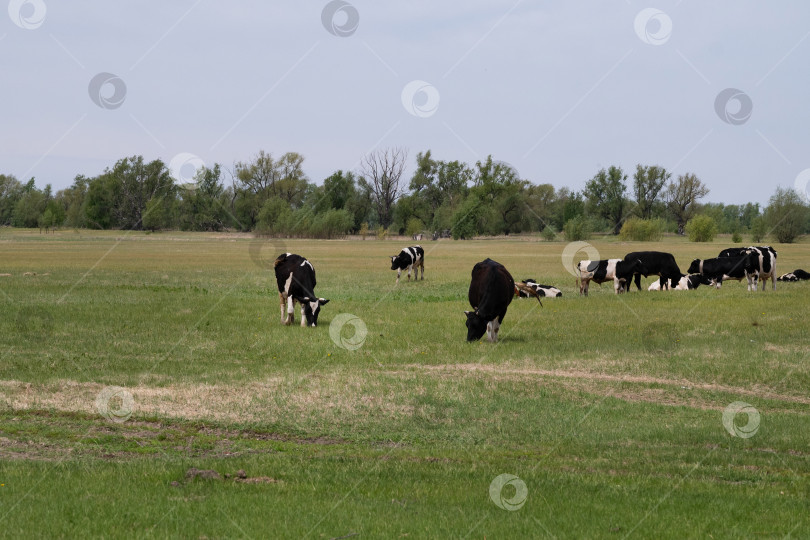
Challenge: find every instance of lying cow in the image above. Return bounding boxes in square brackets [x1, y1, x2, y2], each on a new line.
[516, 279, 562, 298]
[466, 259, 539, 342]
[576, 258, 641, 296]
[647, 273, 711, 291]
[390, 245, 425, 284]
[623, 251, 681, 291]
[719, 246, 778, 291]
[274, 253, 329, 327]
[687, 253, 758, 290]
[777, 269, 810, 282]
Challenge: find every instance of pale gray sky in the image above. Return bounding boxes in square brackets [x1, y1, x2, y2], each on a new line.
[2, 1, 808, 205]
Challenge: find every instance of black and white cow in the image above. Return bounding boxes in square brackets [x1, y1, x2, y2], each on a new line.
[466, 259, 523, 342]
[719, 246, 778, 291]
[576, 258, 641, 296]
[623, 251, 682, 291]
[390, 245, 424, 284]
[274, 253, 329, 327]
[516, 279, 562, 298]
[687, 254, 759, 290]
[777, 269, 810, 281]
[647, 273, 711, 291]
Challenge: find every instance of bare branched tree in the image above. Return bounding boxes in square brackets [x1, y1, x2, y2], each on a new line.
[665, 173, 710, 234]
[359, 147, 409, 228]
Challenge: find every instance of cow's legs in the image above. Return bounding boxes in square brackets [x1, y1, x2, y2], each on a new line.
[407, 264, 412, 281]
[486, 319, 500, 343]
[279, 293, 286, 324]
[286, 295, 295, 325]
[419, 260, 424, 280]
[396, 269, 401, 284]
[634, 274, 642, 291]
[300, 304, 307, 327]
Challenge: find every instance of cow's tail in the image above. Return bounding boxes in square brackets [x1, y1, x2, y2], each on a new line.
[515, 283, 543, 307]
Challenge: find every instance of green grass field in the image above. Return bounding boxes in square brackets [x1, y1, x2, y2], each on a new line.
[1, 229, 808, 538]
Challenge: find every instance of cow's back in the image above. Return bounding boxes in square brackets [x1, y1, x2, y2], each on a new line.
[469, 259, 514, 313]
[274, 253, 316, 297]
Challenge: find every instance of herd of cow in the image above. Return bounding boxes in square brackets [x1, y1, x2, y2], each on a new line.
[271, 244, 808, 343]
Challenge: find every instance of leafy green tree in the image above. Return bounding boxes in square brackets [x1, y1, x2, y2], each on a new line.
[12, 179, 47, 228]
[764, 187, 808, 243]
[0, 174, 24, 226]
[178, 165, 227, 231]
[633, 165, 670, 219]
[584, 166, 629, 235]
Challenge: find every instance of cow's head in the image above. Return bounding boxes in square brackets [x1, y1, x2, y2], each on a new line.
[687, 259, 701, 274]
[302, 297, 329, 327]
[390, 255, 402, 270]
[464, 310, 488, 342]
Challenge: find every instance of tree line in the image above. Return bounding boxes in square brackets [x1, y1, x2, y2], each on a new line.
[1, 148, 808, 242]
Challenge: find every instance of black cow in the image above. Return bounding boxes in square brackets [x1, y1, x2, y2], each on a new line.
[778, 269, 810, 282]
[623, 251, 681, 291]
[274, 253, 329, 327]
[516, 279, 562, 298]
[687, 254, 758, 290]
[466, 259, 525, 342]
[719, 246, 778, 290]
[576, 258, 641, 296]
[390, 245, 424, 284]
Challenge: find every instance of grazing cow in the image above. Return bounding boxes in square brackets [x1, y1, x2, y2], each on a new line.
[274, 253, 329, 327]
[719, 246, 778, 291]
[576, 258, 641, 296]
[647, 273, 711, 291]
[516, 279, 562, 298]
[390, 245, 425, 284]
[623, 251, 682, 291]
[466, 259, 536, 342]
[778, 269, 810, 282]
[687, 254, 759, 290]
[412, 233, 424, 241]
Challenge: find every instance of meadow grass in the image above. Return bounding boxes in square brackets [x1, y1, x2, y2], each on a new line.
[0, 229, 808, 538]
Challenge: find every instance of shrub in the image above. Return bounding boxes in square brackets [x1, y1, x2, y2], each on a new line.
[618, 218, 663, 242]
[359, 222, 370, 239]
[311, 209, 353, 239]
[541, 225, 556, 241]
[731, 231, 742, 243]
[405, 217, 424, 237]
[685, 215, 717, 242]
[376, 225, 387, 240]
[563, 215, 592, 241]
